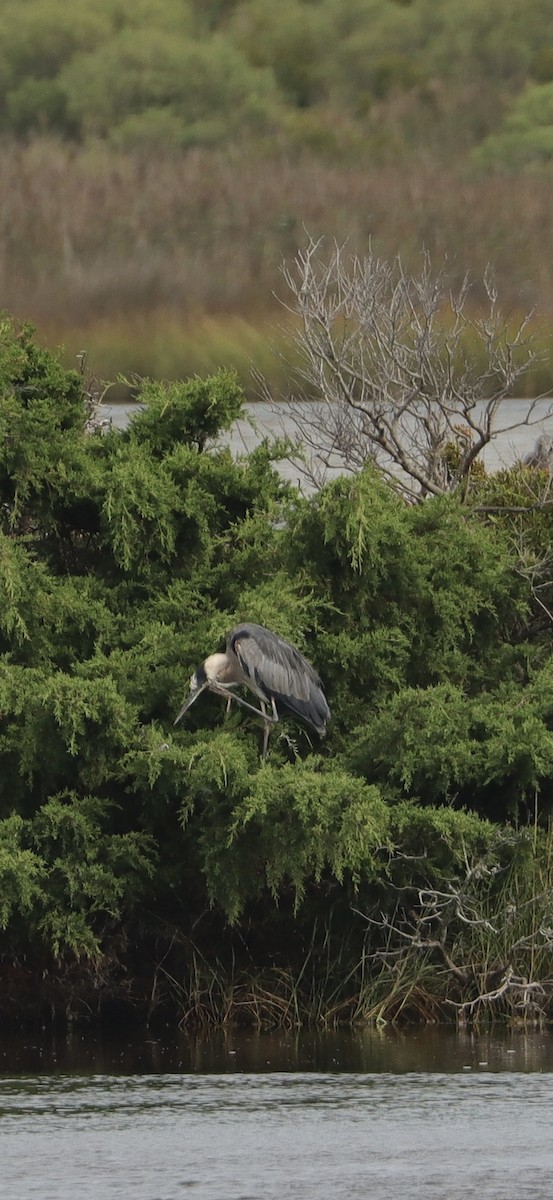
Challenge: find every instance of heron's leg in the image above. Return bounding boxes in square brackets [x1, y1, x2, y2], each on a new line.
[261, 699, 281, 759]
[211, 685, 279, 723]
[261, 700, 270, 760]
[210, 684, 278, 758]
[215, 682, 237, 718]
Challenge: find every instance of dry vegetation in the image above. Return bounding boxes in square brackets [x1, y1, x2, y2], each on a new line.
[2, 0, 553, 387]
[2, 139, 553, 390]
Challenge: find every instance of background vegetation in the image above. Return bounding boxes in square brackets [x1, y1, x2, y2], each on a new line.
[2, 316, 553, 1028]
[2, 0, 553, 385]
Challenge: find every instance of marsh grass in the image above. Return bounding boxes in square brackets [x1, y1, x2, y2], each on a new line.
[149, 941, 462, 1030]
[152, 931, 367, 1031]
[450, 828, 553, 1027]
[2, 138, 553, 389]
[38, 306, 553, 401]
[359, 830, 553, 1030]
[148, 830, 553, 1031]
[41, 310, 300, 399]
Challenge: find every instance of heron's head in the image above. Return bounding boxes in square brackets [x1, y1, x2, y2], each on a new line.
[189, 663, 207, 693]
[173, 653, 230, 726]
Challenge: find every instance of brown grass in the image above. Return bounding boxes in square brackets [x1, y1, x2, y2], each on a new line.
[2, 136, 553, 384]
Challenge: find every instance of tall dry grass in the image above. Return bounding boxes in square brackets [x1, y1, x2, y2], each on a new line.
[1, 137, 553, 385]
[150, 832, 553, 1031]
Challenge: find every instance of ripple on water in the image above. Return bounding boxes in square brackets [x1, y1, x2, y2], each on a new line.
[1, 1070, 552, 1200]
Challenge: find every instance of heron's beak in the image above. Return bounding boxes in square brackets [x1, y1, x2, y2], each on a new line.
[173, 682, 208, 725]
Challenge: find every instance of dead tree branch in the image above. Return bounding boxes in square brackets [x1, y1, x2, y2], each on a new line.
[261, 238, 547, 501]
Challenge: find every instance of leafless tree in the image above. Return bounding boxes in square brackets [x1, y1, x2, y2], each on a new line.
[76, 351, 113, 434]
[260, 238, 547, 502]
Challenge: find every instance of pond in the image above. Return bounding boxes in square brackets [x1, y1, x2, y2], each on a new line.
[104, 397, 553, 490]
[1, 1028, 552, 1199]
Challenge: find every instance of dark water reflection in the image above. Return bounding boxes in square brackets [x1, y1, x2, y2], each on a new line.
[2, 1025, 553, 1076]
[1, 1030, 553, 1199]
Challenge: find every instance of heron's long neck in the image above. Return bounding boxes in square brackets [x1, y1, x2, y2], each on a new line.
[206, 651, 245, 686]
[223, 650, 267, 700]
[221, 655, 245, 684]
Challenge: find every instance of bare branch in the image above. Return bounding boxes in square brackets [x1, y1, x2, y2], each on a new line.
[262, 238, 547, 501]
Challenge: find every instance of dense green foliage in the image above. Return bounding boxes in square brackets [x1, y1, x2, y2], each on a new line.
[1, 0, 552, 169]
[1, 316, 553, 1025]
[473, 83, 553, 172]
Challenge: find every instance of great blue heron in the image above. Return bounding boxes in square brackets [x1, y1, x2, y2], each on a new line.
[523, 434, 553, 472]
[174, 622, 330, 757]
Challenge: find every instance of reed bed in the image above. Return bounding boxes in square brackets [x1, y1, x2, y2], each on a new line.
[145, 828, 553, 1032]
[2, 137, 553, 387]
[37, 307, 553, 402]
[46, 310, 298, 398]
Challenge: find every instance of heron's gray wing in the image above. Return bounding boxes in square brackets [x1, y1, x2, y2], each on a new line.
[231, 624, 311, 698]
[229, 624, 330, 733]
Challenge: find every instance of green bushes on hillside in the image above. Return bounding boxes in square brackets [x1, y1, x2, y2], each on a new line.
[472, 83, 553, 172]
[2, 1, 553, 383]
[2, 0, 553, 162]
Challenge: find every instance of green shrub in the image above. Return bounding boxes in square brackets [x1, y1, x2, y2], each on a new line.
[1, 315, 553, 1025]
[472, 83, 553, 172]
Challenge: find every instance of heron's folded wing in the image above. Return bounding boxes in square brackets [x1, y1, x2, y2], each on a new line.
[230, 625, 330, 731]
[231, 626, 308, 696]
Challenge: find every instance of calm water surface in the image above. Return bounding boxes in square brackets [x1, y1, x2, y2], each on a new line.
[1, 1029, 552, 1199]
[106, 398, 553, 490]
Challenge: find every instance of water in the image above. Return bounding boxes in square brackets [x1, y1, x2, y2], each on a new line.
[104, 398, 553, 490]
[2, 1029, 553, 1199]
